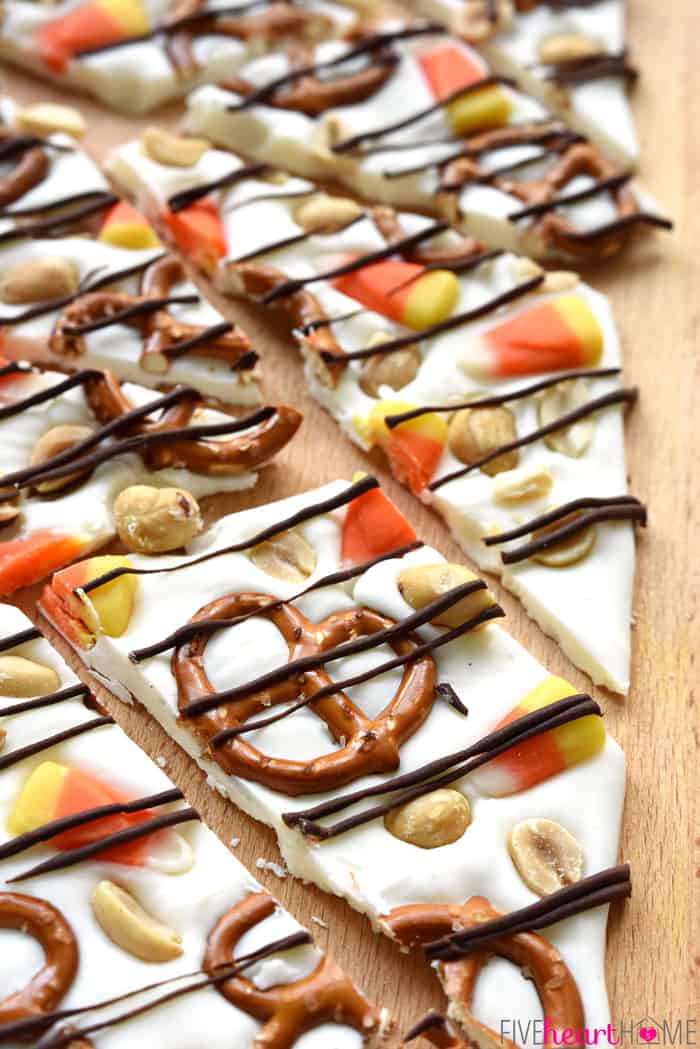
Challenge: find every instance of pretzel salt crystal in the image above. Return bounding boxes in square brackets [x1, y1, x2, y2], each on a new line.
[173, 594, 436, 795]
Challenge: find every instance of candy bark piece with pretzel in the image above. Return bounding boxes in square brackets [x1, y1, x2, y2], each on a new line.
[0, 601, 382, 1048]
[40, 477, 626, 1040]
[107, 135, 642, 692]
[0, 0, 365, 113]
[181, 25, 670, 260]
[0, 362, 300, 594]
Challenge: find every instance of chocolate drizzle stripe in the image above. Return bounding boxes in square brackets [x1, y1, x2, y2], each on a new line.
[296, 307, 365, 335]
[484, 495, 645, 544]
[0, 361, 33, 378]
[429, 387, 638, 491]
[557, 211, 673, 240]
[260, 222, 450, 304]
[404, 1011, 449, 1042]
[0, 193, 118, 245]
[508, 171, 634, 221]
[282, 694, 597, 840]
[320, 275, 544, 364]
[0, 368, 102, 423]
[0, 787, 184, 861]
[385, 367, 621, 428]
[0, 135, 74, 161]
[496, 503, 647, 563]
[181, 578, 489, 719]
[222, 187, 314, 216]
[2, 189, 117, 220]
[0, 384, 202, 490]
[210, 604, 505, 748]
[436, 681, 468, 716]
[80, 475, 380, 594]
[0, 625, 41, 652]
[383, 248, 505, 296]
[1, 931, 312, 1046]
[7, 805, 199, 883]
[167, 163, 271, 213]
[425, 863, 632, 960]
[0, 682, 90, 718]
[163, 321, 235, 360]
[63, 293, 200, 336]
[0, 715, 113, 773]
[232, 212, 368, 265]
[129, 539, 424, 661]
[540, 50, 638, 86]
[332, 76, 517, 154]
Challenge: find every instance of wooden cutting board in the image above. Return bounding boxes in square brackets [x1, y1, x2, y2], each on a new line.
[2, 0, 697, 1038]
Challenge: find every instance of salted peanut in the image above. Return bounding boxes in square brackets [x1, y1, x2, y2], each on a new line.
[448, 406, 519, 476]
[294, 194, 363, 234]
[250, 529, 316, 583]
[454, 0, 511, 41]
[512, 256, 544, 283]
[310, 115, 348, 163]
[538, 380, 594, 458]
[542, 270, 580, 293]
[15, 102, 86, 138]
[384, 788, 471, 849]
[0, 655, 60, 697]
[531, 512, 596, 567]
[492, 464, 553, 504]
[30, 424, 93, 494]
[509, 817, 583, 895]
[113, 486, 202, 554]
[0, 498, 22, 528]
[398, 563, 495, 628]
[140, 126, 209, 168]
[0, 256, 79, 305]
[538, 32, 602, 64]
[359, 341, 420, 397]
[91, 880, 183, 963]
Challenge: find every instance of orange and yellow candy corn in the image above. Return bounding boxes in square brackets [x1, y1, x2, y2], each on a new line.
[417, 43, 512, 136]
[41, 555, 136, 649]
[361, 400, 448, 494]
[341, 480, 416, 564]
[471, 676, 605, 797]
[0, 531, 93, 597]
[163, 199, 227, 275]
[36, 0, 148, 73]
[333, 258, 459, 331]
[99, 200, 161, 251]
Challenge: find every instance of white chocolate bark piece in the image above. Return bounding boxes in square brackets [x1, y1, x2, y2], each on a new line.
[105, 139, 640, 692]
[0, 602, 381, 1047]
[182, 26, 669, 260]
[40, 478, 627, 1043]
[0, 0, 363, 114]
[0, 363, 300, 594]
[413, 0, 639, 166]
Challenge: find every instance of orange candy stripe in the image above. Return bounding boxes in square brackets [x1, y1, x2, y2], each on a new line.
[483, 301, 587, 377]
[54, 768, 151, 865]
[386, 429, 443, 495]
[36, 4, 125, 73]
[0, 532, 90, 596]
[163, 200, 227, 274]
[417, 42, 485, 100]
[333, 257, 424, 323]
[486, 702, 566, 791]
[341, 487, 416, 565]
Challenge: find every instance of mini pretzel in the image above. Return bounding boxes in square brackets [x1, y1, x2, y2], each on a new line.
[0, 130, 50, 210]
[382, 895, 584, 1049]
[173, 594, 436, 795]
[50, 254, 254, 374]
[82, 370, 301, 475]
[204, 891, 379, 1049]
[0, 892, 78, 1027]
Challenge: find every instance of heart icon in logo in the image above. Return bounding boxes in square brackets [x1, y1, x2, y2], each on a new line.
[639, 1028, 657, 1043]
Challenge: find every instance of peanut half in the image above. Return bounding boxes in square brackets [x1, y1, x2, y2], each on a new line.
[141, 127, 210, 168]
[249, 529, 316, 583]
[294, 194, 363, 234]
[531, 511, 596, 567]
[384, 788, 471, 849]
[113, 486, 202, 554]
[448, 406, 519, 477]
[508, 817, 583, 895]
[0, 655, 60, 697]
[538, 32, 602, 65]
[492, 464, 553, 504]
[91, 880, 183, 962]
[397, 563, 496, 628]
[15, 102, 86, 138]
[0, 257, 79, 305]
[30, 424, 94, 494]
[538, 380, 595, 458]
[359, 342, 421, 397]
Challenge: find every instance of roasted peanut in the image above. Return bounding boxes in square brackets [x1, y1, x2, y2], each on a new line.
[16, 102, 86, 138]
[113, 486, 202, 554]
[531, 511, 596, 567]
[542, 270, 580, 293]
[359, 341, 420, 397]
[538, 380, 595, 458]
[0, 256, 79, 305]
[30, 425, 93, 493]
[538, 32, 602, 64]
[398, 563, 496, 628]
[140, 127, 209, 168]
[492, 464, 553, 504]
[509, 817, 583, 895]
[294, 194, 363, 233]
[512, 257, 544, 284]
[0, 655, 60, 697]
[0, 498, 22, 528]
[91, 880, 183, 962]
[448, 406, 519, 476]
[384, 788, 471, 849]
[249, 529, 316, 583]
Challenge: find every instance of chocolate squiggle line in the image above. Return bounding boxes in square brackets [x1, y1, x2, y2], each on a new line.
[508, 170, 633, 221]
[0, 192, 118, 246]
[404, 1010, 449, 1042]
[0, 715, 113, 773]
[0, 682, 89, 718]
[0, 625, 41, 652]
[0, 135, 74, 162]
[167, 162, 271, 213]
[539, 49, 638, 86]
[3, 189, 116, 220]
[0, 361, 33, 378]
[553, 210, 673, 240]
[0, 367, 103, 422]
[163, 321, 256, 368]
[436, 682, 468, 716]
[63, 293, 200, 336]
[231, 213, 367, 265]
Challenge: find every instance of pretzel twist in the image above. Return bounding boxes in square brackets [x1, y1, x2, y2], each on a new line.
[0, 130, 50, 211]
[173, 594, 437, 795]
[204, 892, 379, 1049]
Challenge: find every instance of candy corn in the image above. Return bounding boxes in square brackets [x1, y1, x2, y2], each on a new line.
[341, 482, 416, 564]
[0, 530, 93, 597]
[162, 199, 227, 275]
[36, 0, 147, 73]
[99, 201, 161, 251]
[471, 676, 605, 796]
[364, 400, 448, 494]
[41, 555, 136, 649]
[460, 295, 604, 379]
[333, 259, 459, 331]
[417, 43, 512, 136]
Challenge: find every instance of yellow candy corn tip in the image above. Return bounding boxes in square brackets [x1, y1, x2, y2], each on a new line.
[8, 761, 68, 835]
[519, 675, 605, 765]
[552, 295, 604, 364]
[82, 556, 137, 638]
[367, 400, 449, 447]
[402, 270, 460, 331]
[447, 85, 513, 137]
[99, 225, 161, 251]
[97, 0, 149, 34]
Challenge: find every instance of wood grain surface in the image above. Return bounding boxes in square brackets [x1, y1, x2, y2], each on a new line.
[2, 0, 698, 1039]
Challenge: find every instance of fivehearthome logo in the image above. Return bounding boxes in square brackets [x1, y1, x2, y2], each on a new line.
[498, 1016, 697, 1046]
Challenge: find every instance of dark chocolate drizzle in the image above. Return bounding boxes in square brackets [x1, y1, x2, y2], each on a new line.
[0, 361, 33, 378]
[209, 604, 505, 748]
[484, 494, 647, 563]
[404, 1011, 449, 1042]
[0, 787, 183, 861]
[436, 682, 468, 716]
[62, 293, 200, 336]
[0, 367, 102, 423]
[426, 863, 632, 960]
[540, 49, 638, 87]
[2, 189, 117, 220]
[180, 577, 492, 719]
[79, 475, 380, 594]
[429, 386, 638, 491]
[0, 192, 118, 246]
[282, 693, 598, 840]
[0, 134, 73, 162]
[167, 162, 271, 213]
[232, 212, 368, 265]
[162, 320, 256, 368]
[222, 186, 314, 216]
[508, 170, 633, 221]
[7, 805, 199, 883]
[129, 539, 424, 662]
[296, 307, 364, 335]
[555, 210, 673, 240]
[0, 715, 113, 773]
[0, 682, 89, 718]
[0, 625, 41, 651]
